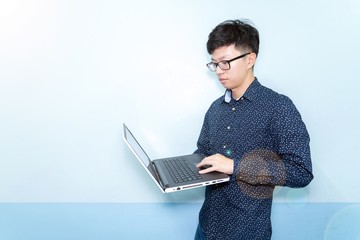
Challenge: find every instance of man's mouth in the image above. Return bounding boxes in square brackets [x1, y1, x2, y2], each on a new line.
[219, 78, 227, 83]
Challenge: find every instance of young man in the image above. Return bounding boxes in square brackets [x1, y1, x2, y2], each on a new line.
[194, 19, 314, 239]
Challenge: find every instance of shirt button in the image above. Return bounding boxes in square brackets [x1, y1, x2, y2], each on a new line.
[240, 97, 244, 101]
[223, 145, 227, 149]
[231, 107, 236, 111]
[227, 126, 231, 130]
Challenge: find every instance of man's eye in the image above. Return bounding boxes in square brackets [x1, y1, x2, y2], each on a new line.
[219, 61, 228, 66]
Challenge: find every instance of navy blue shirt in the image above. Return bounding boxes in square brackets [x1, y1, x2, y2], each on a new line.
[195, 79, 313, 239]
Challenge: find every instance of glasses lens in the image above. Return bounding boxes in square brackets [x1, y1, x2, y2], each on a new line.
[218, 61, 230, 70]
[207, 63, 216, 71]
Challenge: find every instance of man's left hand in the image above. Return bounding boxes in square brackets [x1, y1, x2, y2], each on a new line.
[196, 154, 234, 175]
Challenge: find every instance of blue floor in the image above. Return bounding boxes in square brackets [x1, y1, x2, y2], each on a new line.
[0, 202, 359, 240]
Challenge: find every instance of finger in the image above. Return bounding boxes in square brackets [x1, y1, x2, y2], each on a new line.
[196, 158, 211, 167]
[199, 166, 217, 174]
[196, 161, 204, 168]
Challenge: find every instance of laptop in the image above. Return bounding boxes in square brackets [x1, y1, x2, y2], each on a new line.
[123, 123, 230, 193]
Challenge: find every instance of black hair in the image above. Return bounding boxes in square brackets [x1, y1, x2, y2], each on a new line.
[207, 19, 260, 56]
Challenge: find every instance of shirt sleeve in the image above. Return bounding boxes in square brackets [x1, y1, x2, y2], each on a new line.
[274, 96, 314, 188]
[236, 95, 314, 188]
[194, 110, 212, 157]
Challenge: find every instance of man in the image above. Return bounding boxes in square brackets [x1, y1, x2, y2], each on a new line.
[194, 19, 314, 239]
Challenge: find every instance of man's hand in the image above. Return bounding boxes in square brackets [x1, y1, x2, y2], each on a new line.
[196, 154, 234, 175]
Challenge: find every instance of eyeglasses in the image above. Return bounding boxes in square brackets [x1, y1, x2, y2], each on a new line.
[206, 52, 251, 71]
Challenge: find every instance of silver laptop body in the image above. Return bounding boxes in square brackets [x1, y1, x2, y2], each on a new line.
[123, 123, 230, 193]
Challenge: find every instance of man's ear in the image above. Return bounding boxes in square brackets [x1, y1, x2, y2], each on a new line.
[247, 53, 257, 69]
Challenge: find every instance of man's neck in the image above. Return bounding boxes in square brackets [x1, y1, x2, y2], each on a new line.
[231, 74, 255, 100]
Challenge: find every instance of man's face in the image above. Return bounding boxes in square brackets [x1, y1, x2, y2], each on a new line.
[210, 44, 253, 92]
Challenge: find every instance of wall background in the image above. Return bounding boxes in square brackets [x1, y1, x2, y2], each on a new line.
[1, 0, 359, 239]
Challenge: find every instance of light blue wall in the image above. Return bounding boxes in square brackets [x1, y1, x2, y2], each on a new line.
[0, 0, 360, 238]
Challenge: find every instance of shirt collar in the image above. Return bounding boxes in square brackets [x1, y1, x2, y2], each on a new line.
[223, 78, 261, 103]
[224, 90, 232, 103]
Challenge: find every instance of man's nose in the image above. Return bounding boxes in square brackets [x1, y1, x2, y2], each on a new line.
[215, 66, 224, 75]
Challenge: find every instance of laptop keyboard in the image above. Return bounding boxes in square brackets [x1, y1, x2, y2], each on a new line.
[163, 159, 203, 183]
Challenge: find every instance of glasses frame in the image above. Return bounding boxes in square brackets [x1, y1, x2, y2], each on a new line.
[206, 52, 251, 71]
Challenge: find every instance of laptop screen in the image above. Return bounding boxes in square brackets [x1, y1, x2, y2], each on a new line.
[123, 124, 151, 168]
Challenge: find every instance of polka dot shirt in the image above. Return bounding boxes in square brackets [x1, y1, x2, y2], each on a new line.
[195, 78, 314, 239]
